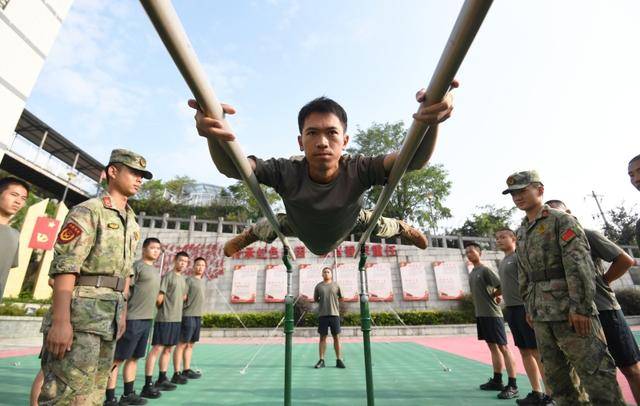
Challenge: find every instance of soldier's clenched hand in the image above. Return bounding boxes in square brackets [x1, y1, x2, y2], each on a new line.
[568, 312, 591, 337]
[188, 99, 237, 142]
[46, 321, 73, 359]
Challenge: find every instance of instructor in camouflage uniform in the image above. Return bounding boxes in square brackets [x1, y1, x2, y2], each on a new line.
[503, 170, 624, 405]
[39, 149, 152, 405]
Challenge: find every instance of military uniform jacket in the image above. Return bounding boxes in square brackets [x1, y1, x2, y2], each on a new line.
[516, 205, 597, 322]
[47, 193, 140, 340]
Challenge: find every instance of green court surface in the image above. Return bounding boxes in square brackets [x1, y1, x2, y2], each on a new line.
[0, 342, 534, 406]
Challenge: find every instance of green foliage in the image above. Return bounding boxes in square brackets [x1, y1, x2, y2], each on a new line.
[0, 304, 27, 316]
[137, 179, 165, 200]
[347, 121, 452, 231]
[452, 205, 516, 237]
[228, 181, 283, 222]
[604, 205, 638, 246]
[3, 296, 52, 305]
[615, 288, 640, 315]
[164, 175, 197, 201]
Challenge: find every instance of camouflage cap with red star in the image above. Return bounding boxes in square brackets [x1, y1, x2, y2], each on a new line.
[502, 170, 542, 195]
[108, 149, 153, 179]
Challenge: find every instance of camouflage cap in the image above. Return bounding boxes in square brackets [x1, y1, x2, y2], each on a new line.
[501, 170, 542, 195]
[108, 149, 153, 179]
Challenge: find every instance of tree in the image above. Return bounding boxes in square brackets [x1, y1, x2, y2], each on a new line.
[164, 175, 196, 203]
[452, 205, 517, 237]
[227, 181, 283, 222]
[347, 121, 452, 231]
[603, 205, 638, 246]
[137, 179, 165, 201]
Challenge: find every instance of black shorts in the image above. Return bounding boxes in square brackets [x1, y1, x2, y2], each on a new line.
[114, 319, 152, 361]
[599, 309, 640, 368]
[504, 305, 537, 349]
[151, 321, 181, 347]
[476, 316, 507, 345]
[180, 316, 201, 343]
[318, 316, 341, 336]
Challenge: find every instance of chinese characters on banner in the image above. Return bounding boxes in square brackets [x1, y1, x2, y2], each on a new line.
[230, 264, 259, 303]
[28, 217, 60, 250]
[231, 242, 397, 260]
[433, 261, 467, 300]
[264, 264, 287, 303]
[399, 262, 429, 301]
[298, 264, 324, 301]
[335, 263, 359, 302]
[367, 262, 393, 302]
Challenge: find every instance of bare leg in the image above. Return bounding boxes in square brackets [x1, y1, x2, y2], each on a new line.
[333, 334, 342, 360]
[487, 343, 505, 374]
[533, 349, 552, 396]
[184, 343, 194, 370]
[29, 370, 44, 406]
[519, 348, 543, 392]
[122, 358, 139, 384]
[106, 359, 123, 390]
[145, 345, 163, 377]
[319, 335, 327, 360]
[498, 344, 516, 379]
[622, 363, 640, 404]
[174, 343, 186, 374]
[159, 346, 174, 373]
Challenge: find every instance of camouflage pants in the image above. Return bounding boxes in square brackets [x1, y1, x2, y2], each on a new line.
[252, 209, 403, 243]
[533, 319, 624, 405]
[38, 331, 115, 405]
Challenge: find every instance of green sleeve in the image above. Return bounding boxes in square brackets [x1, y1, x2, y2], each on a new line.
[516, 250, 532, 315]
[50, 206, 96, 276]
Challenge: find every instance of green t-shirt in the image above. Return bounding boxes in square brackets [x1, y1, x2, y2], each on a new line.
[585, 229, 622, 311]
[497, 252, 524, 307]
[127, 260, 161, 320]
[0, 224, 19, 301]
[314, 281, 342, 317]
[468, 264, 502, 317]
[183, 276, 205, 317]
[156, 271, 186, 322]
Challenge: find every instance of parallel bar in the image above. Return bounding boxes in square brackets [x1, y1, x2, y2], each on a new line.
[282, 249, 294, 406]
[140, 0, 295, 259]
[358, 247, 375, 405]
[354, 0, 493, 256]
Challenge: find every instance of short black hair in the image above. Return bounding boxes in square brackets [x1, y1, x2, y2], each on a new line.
[298, 97, 348, 133]
[175, 251, 189, 260]
[104, 163, 123, 184]
[630, 154, 640, 164]
[495, 227, 516, 238]
[0, 177, 30, 195]
[465, 242, 482, 253]
[142, 237, 161, 248]
[194, 257, 206, 264]
[545, 199, 566, 208]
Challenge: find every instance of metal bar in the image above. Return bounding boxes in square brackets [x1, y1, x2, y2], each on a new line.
[358, 246, 375, 405]
[354, 0, 493, 256]
[282, 248, 294, 406]
[139, 0, 295, 259]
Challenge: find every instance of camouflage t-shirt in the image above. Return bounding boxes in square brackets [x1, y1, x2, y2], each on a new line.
[127, 260, 161, 320]
[468, 265, 502, 317]
[497, 252, 524, 307]
[156, 271, 186, 323]
[585, 229, 622, 311]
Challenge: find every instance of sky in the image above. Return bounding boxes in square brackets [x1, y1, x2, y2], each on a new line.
[26, 0, 640, 233]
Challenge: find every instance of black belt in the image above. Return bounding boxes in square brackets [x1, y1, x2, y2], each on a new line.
[76, 275, 125, 292]
[530, 267, 565, 282]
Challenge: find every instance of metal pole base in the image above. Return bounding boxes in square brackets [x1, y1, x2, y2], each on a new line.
[358, 249, 375, 405]
[283, 251, 294, 406]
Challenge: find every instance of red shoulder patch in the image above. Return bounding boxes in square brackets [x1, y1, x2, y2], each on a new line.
[102, 196, 112, 208]
[561, 228, 576, 242]
[57, 223, 82, 244]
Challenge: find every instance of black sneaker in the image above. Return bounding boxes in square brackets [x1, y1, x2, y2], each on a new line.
[182, 369, 202, 379]
[154, 378, 177, 391]
[516, 391, 545, 405]
[336, 359, 346, 369]
[140, 384, 162, 399]
[314, 359, 325, 369]
[479, 378, 504, 391]
[103, 399, 118, 406]
[171, 372, 188, 385]
[119, 391, 147, 405]
[542, 394, 556, 405]
[497, 385, 518, 399]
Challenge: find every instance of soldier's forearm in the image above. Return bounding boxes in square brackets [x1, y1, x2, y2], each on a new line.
[207, 138, 242, 179]
[51, 274, 76, 324]
[603, 253, 636, 284]
[407, 125, 439, 171]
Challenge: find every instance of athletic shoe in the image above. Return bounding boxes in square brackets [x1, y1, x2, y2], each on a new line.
[103, 399, 118, 406]
[182, 369, 202, 379]
[171, 372, 188, 385]
[479, 378, 504, 391]
[314, 359, 325, 369]
[398, 221, 428, 249]
[542, 394, 556, 405]
[154, 378, 177, 391]
[336, 359, 346, 369]
[224, 227, 259, 257]
[515, 391, 545, 405]
[119, 391, 148, 405]
[140, 384, 162, 399]
[497, 385, 518, 399]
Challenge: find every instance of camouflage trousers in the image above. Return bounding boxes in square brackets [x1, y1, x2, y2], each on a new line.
[252, 209, 403, 243]
[38, 331, 115, 405]
[533, 319, 624, 405]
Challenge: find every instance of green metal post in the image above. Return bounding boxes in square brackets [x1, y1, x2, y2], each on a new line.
[283, 249, 294, 406]
[358, 247, 375, 405]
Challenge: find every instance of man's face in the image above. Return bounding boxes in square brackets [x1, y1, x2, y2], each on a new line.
[322, 267, 333, 282]
[495, 231, 516, 252]
[298, 112, 348, 170]
[109, 165, 143, 197]
[194, 260, 206, 276]
[0, 184, 28, 217]
[144, 242, 162, 261]
[629, 159, 640, 191]
[174, 255, 189, 272]
[510, 184, 543, 211]
[465, 246, 481, 262]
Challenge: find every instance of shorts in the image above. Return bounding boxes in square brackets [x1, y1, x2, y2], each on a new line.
[180, 316, 201, 343]
[318, 316, 341, 336]
[151, 321, 181, 347]
[504, 305, 537, 349]
[476, 316, 507, 345]
[114, 319, 152, 361]
[598, 309, 640, 368]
